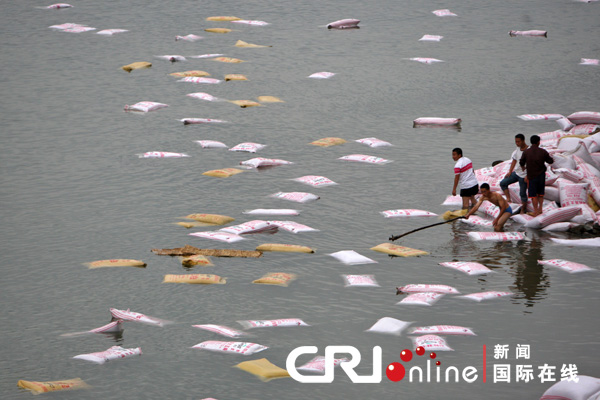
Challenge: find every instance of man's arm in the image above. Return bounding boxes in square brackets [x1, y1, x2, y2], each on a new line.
[464, 197, 484, 218]
[505, 159, 517, 178]
[452, 174, 460, 196]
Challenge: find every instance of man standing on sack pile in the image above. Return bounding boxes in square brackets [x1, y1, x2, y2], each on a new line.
[500, 133, 529, 214]
[519, 135, 554, 217]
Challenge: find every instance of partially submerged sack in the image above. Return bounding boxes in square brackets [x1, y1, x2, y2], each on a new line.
[244, 209, 299, 216]
[73, 346, 141, 364]
[178, 77, 222, 84]
[110, 308, 169, 326]
[398, 292, 444, 306]
[297, 355, 349, 374]
[550, 237, 600, 247]
[269, 192, 320, 203]
[467, 232, 526, 241]
[268, 220, 318, 233]
[185, 213, 234, 225]
[365, 317, 411, 336]
[328, 250, 377, 265]
[460, 215, 493, 227]
[540, 375, 600, 400]
[192, 324, 246, 338]
[181, 254, 213, 267]
[381, 209, 437, 218]
[170, 70, 210, 77]
[409, 326, 475, 336]
[225, 74, 248, 81]
[371, 243, 429, 257]
[410, 335, 454, 351]
[309, 137, 346, 147]
[205, 27, 232, 33]
[308, 72, 335, 79]
[124, 101, 168, 112]
[206, 16, 241, 21]
[342, 274, 380, 287]
[181, 118, 228, 124]
[293, 175, 337, 187]
[235, 39, 271, 48]
[355, 137, 392, 147]
[257, 96, 284, 103]
[256, 243, 314, 253]
[163, 274, 227, 284]
[202, 168, 245, 178]
[396, 284, 460, 294]
[139, 152, 189, 158]
[439, 261, 492, 276]
[413, 117, 461, 127]
[121, 61, 151, 72]
[229, 142, 266, 152]
[327, 19, 360, 29]
[220, 220, 275, 235]
[195, 140, 227, 148]
[235, 358, 290, 382]
[86, 259, 146, 268]
[18, 378, 90, 394]
[192, 341, 268, 355]
[538, 259, 594, 273]
[230, 20, 269, 26]
[542, 222, 579, 232]
[460, 291, 512, 302]
[241, 158, 293, 168]
[252, 272, 297, 286]
[188, 230, 245, 243]
[213, 56, 245, 63]
[175, 34, 203, 41]
[238, 319, 310, 328]
[338, 154, 391, 164]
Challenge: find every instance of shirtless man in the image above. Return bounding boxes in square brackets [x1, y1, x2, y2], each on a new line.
[464, 183, 513, 232]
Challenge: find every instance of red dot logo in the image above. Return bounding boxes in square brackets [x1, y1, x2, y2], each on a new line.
[400, 349, 413, 362]
[386, 362, 406, 382]
[416, 346, 425, 356]
[430, 352, 437, 359]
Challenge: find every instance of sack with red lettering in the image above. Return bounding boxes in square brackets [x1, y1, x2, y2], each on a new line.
[238, 319, 310, 329]
[540, 375, 600, 400]
[569, 204, 599, 224]
[474, 166, 496, 179]
[269, 192, 319, 203]
[493, 160, 512, 177]
[551, 153, 577, 170]
[442, 195, 463, 206]
[559, 182, 590, 207]
[460, 215, 493, 227]
[439, 261, 492, 275]
[241, 158, 293, 168]
[538, 259, 594, 274]
[480, 201, 500, 218]
[73, 346, 142, 364]
[109, 308, 170, 326]
[467, 232, 526, 241]
[511, 213, 533, 224]
[195, 140, 227, 148]
[124, 101, 168, 112]
[583, 132, 600, 153]
[338, 154, 392, 164]
[189, 230, 245, 243]
[365, 317, 411, 336]
[229, 142, 266, 153]
[192, 341, 268, 355]
[220, 220, 276, 235]
[410, 335, 453, 351]
[192, 324, 246, 338]
[554, 168, 585, 183]
[297, 355, 349, 373]
[397, 292, 444, 306]
[574, 156, 600, 179]
[292, 175, 337, 187]
[342, 274, 380, 287]
[586, 176, 600, 205]
[459, 291, 512, 302]
[566, 111, 600, 125]
[267, 220, 318, 233]
[355, 137, 392, 148]
[396, 284, 460, 294]
[524, 205, 582, 229]
[409, 325, 475, 336]
[571, 124, 600, 135]
[381, 209, 437, 218]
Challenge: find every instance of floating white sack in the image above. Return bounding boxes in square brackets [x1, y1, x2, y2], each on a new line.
[139, 152, 189, 158]
[238, 319, 310, 329]
[409, 326, 475, 336]
[460, 291, 512, 302]
[580, 58, 600, 66]
[192, 324, 246, 338]
[268, 220, 318, 233]
[567, 111, 600, 125]
[439, 261, 492, 276]
[308, 72, 335, 79]
[45, 3, 73, 9]
[419, 35, 443, 41]
[110, 308, 170, 326]
[442, 195, 463, 206]
[460, 215, 493, 227]
[124, 101, 168, 112]
[538, 259, 594, 273]
[411, 335, 453, 351]
[355, 137, 392, 147]
[229, 142, 266, 153]
[327, 19, 360, 29]
[192, 341, 268, 355]
[177, 77, 221, 84]
[195, 140, 227, 148]
[551, 237, 600, 247]
[523, 206, 582, 229]
[63, 26, 96, 33]
[432, 9, 457, 16]
[398, 292, 444, 306]
[48, 23, 84, 30]
[381, 209, 437, 218]
[408, 57, 444, 64]
[467, 232, 526, 241]
[88, 320, 124, 333]
[243, 209, 299, 216]
[189, 53, 225, 59]
[297, 356, 349, 374]
[413, 117, 460, 126]
[338, 154, 391, 164]
[187, 92, 220, 101]
[342, 274, 380, 287]
[181, 118, 227, 124]
[269, 192, 319, 203]
[155, 55, 187, 61]
[73, 346, 141, 364]
[517, 114, 564, 121]
[97, 29, 128, 35]
[560, 183, 590, 207]
[189, 231, 245, 243]
[396, 284, 460, 294]
[175, 34, 203, 41]
[542, 222, 579, 232]
[509, 30, 548, 37]
[292, 175, 337, 187]
[328, 250, 377, 265]
[230, 20, 269, 26]
[540, 375, 600, 400]
[365, 317, 411, 336]
[241, 158, 293, 168]
[219, 220, 276, 235]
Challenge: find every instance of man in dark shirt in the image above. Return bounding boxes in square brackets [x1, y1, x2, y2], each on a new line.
[519, 135, 554, 216]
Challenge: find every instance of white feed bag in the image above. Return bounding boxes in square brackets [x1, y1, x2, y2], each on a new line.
[195, 140, 227, 148]
[409, 326, 475, 336]
[292, 175, 337, 187]
[554, 168, 585, 183]
[243, 209, 299, 216]
[586, 176, 600, 205]
[583, 132, 600, 153]
[269, 192, 319, 203]
[177, 77, 221, 84]
[459, 291, 512, 302]
[408, 58, 444, 64]
[109, 308, 169, 326]
[571, 124, 600, 135]
[442, 195, 463, 206]
[381, 209, 437, 218]
[155, 55, 186, 61]
[63, 26, 96, 33]
[467, 232, 526, 241]
[540, 375, 600, 400]
[192, 341, 268, 355]
[192, 324, 246, 338]
[556, 117, 576, 131]
[355, 137, 392, 147]
[365, 317, 411, 336]
[541, 222, 579, 232]
[45, 3, 73, 9]
[328, 250, 377, 265]
[414, 117, 461, 127]
[550, 237, 600, 247]
[509, 30, 548, 37]
[460, 215, 494, 227]
[175, 34, 203, 41]
[48, 23, 84, 30]
[187, 92, 220, 101]
[524, 206, 582, 229]
[308, 72, 335, 79]
[73, 346, 141, 364]
[230, 19, 269, 26]
[419, 35, 443, 41]
[267, 220, 318, 233]
[432, 9, 457, 16]
[580, 58, 600, 65]
[97, 29, 129, 35]
[398, 292, 444, 306]
[189, 54, 225, 59]
[229, 143, 266, 153]
[511, 213, 533, 224]
[338, 154, 391, 164]
[538, 259, 594, 274]
[567, 111, 600, 125]
[559, 183, 590, 207]
[411, 335, 453, 351]
[439, 261, 492, 276]
[124, 101, 168, 112]
[220, 220, 275, 235]
[551, 153, 577, 170]
[241, 158, 292, 168]
[297, 356, 349, 374]
[342, 274, 380, 287]
[139, 152, 189, 158]
[326, 19, 360, 29]
[181, 118, 227, 124]
[396, 284, 460, 294]
[188, 231, 245, 243]
[517, 114, 564, 121]
[569, 204, 599, 224]
[87, 320, 124, 334]
[238, 319, 310, 329]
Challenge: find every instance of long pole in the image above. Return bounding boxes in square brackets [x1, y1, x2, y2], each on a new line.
[389, 216, 464, 241]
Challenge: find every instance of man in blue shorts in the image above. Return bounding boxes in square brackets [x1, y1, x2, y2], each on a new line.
[464, 183, 513, 231]
[519, 135, 554, 217]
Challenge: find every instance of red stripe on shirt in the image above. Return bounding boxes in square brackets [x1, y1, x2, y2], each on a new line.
[454, 162, 473, 174]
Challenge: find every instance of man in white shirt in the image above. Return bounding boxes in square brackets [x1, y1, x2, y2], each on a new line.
[452, 147, 479, 210]
[499, 134, 528, 214]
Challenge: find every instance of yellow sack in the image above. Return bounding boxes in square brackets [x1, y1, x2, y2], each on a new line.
[588, 193, 600, 212]
[235, 39, 271, 48]
[256, 243, 314, 253]
[169, 70, 210, 77]
[252, 272, 297, 286]
[181, 254, 213, 267]
[202, 168, 245, 178]
[229, 100, 261, 108]
[121, 62, 151, 72]
[213, 57, 245, 63]
[184, 214, 235, 225]
[257, 96, 284, 103]
[235, 358, 291, 382]
[370, 243, 429, 257]
[205, 28, 232, 33]
[163, 274, 226, 284]
[175, 221, 217, 228]
[442, 209, 468, 220]
[18, 378, 90, 394]
[309, 137, 347, 147]
[85, 259, 146, 268]
[206, 16, 241, 21]
[224, 74, 248, 81]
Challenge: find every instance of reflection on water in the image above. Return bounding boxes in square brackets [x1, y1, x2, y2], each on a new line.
[509, 238, 549, 312]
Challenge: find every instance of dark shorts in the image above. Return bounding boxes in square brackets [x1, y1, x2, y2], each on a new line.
[504, 206, 513, 215]
[527, 174, 545, 198]
[460, 184, 479, 197]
